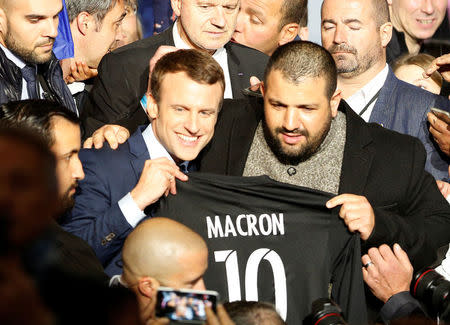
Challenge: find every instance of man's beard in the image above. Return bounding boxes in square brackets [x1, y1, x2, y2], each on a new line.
[328, 43, 381, 78]
[5, 29, 54, 64]
[60, 183, 77, 214]
[262, 117, 332, 166]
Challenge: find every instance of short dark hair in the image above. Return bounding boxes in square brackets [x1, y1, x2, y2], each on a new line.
[0, 126, 58, 194]
[65, 0, 121, 28]
[371, 0, 390, 28]
[0, 100, 80, 147]
[223, 301, 286, 325]
[280, 0, 308, 29]
[264, 41, 337, 99]
[150, 49, 225, 104]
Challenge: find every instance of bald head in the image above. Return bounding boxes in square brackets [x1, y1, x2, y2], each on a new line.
[122, 218, 208, 287]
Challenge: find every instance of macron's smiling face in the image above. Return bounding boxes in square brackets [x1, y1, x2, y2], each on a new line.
[150, 71, 223, 163]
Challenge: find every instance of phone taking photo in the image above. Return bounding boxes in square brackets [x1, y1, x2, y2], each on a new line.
[155, 287, 219, 323]
[431, 107, 450, 124]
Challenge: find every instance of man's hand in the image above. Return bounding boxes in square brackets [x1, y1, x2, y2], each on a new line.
[149, 46, 179, 78]
[62, 58, 98, 84]
[436, 180, 450, 199]
[205, 304, 235, 325]
[130, 158, 188, 210]
[427, 112, 450, 156]
[83, 124, 130, 149]
[362, 244, 413, 303]
[423, 53, 450, 83]
[326, 194, 375, 240]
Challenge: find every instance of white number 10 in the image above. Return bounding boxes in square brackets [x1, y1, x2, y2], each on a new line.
[214, 249, 287, 320]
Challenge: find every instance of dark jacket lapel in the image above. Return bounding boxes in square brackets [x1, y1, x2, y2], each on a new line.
[368, 68, 397, 129]
[128, 126, 151, 180]
[339, 101, 375, 195]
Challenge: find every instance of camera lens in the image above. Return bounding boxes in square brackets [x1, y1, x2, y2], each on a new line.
[311, 298, 347, 325]
[412, 268, 450, 318]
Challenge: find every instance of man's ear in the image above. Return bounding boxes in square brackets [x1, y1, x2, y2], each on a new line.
[379, 22, 393, 48]
[330, 88, 342, 118]
[278, 23, 300, 47]
[146, 93, 159, 120]
[75, 12, 92, 35]
[171, 0, 182, 17]
[0, 8, 8, 45]
[137, 276, 159, 299]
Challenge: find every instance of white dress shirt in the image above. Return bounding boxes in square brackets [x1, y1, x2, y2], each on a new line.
[172, 20, 233, 99]
[346, 64, 389, 122]
[118, 124, 186, 227]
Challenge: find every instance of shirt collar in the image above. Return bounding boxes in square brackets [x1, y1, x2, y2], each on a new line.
[142, 123, 189, 169]
[348, 64, 389, 105]
[0, 43, 27, 69]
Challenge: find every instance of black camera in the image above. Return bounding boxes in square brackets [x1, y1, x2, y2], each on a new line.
[411, 268, 450, 321]
[309, 298, 347, 325]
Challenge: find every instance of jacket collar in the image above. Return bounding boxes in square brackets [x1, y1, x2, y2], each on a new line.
[338, 100, 375, 195]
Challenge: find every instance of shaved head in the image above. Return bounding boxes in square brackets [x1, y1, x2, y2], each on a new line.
[122, 218, 208, 287]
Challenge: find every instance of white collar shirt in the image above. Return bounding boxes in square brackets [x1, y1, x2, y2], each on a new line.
[346, 64, 389, 122]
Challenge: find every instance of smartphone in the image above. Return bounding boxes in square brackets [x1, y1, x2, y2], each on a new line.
[431, 107, 450, 124]
[155, 287, 219, 323]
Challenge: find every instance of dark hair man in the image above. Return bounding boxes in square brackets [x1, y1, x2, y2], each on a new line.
[200, 41, 450, 270]
[61, 49, 225, 276]
[232, 0, 308, 56]
[0, 99, 106, 279]
[0, 0, 77, 113]
[80, 0, 269, 137]
[1, 100, 84, 212]
[62, 0, 126, 111]
[66, 0, 126, 69]
[320, 0, 450, 182]
[224, 301, 286, 325]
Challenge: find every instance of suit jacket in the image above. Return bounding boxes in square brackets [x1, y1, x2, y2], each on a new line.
[81, 24, 269, 138]
[369, 69, 450, 181]
[61, 126, 151, 276]
[199, 98, 450, 269]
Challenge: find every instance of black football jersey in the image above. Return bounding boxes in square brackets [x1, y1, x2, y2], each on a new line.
[156, 173, 367, 324]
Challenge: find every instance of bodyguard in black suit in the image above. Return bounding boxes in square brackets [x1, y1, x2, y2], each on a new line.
[199, 42, 450, 270]
[82, 0, 269, 137]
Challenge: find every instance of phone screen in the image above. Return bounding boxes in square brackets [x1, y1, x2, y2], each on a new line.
[155, 288, 218, 323]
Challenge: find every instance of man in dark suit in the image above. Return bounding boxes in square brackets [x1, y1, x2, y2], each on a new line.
[321, 0, 450, 182]
[62, 49, 226, 276]
[0, 99, 106, 280]
[199, 41, 450, 270]
[81, 0, 268, 137]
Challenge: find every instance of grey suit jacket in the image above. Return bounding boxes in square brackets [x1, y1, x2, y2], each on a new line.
[369, 69, 450, 181]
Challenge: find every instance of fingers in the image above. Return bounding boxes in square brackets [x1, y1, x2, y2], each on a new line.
[428, 112, 449, 133]
[392, 243, 413, 273]
[326, 194, 361, 208]
[249, 76, 261, 91]
[205, 305, 218, 325]
[326, 194, 374, 240]
[149, 46, 179, 77]
[83, 137, 94, 149]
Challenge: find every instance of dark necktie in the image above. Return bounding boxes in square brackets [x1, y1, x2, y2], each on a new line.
[179, 162, 189, 173]
[21, 65, 39, 99]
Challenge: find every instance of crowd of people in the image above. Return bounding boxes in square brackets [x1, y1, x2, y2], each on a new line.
[0, 0, 450, 324]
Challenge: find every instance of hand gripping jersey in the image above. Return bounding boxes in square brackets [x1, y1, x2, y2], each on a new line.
[156, 173, 368, 324]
